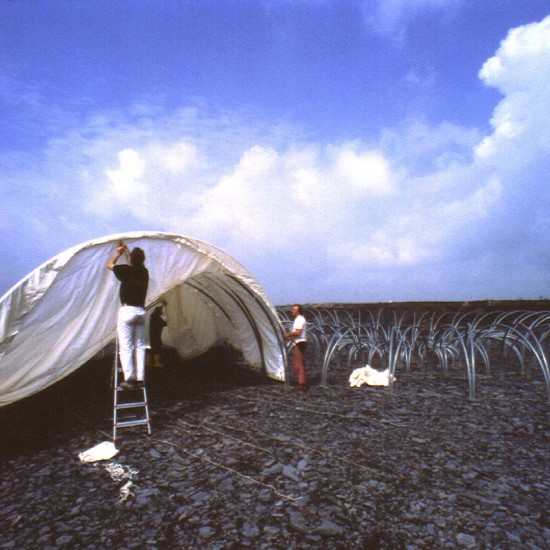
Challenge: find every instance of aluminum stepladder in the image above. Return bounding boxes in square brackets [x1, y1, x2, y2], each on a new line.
[113, 334, 152, 442]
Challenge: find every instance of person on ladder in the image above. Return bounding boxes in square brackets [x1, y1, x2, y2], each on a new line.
[107, 241, 149, 390]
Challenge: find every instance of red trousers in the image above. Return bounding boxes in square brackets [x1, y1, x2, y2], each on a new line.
[292, 342, 308, 387]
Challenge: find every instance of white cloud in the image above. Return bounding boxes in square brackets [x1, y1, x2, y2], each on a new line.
[330, 145, 395, 196]
[189, 145, 290, 246]
[441, 175, 502, 221]
[1, 16, 549, 302]
[152, 142, 200, 174]
[329, 231, 430, 267]
[106, 148, 146, 202]
[476, 16, 550, 160]
[381, 120, 481, 175]
[479, 16, 550, 93]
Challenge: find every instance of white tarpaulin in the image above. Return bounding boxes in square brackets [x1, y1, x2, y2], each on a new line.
[0, 232, 285, 407]
[349, 365, 396, 387]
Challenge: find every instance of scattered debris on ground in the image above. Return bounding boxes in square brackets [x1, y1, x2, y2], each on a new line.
[0, 347, 548, 549]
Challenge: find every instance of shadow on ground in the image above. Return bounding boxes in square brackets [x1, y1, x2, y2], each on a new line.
[0, 344, 273, 460]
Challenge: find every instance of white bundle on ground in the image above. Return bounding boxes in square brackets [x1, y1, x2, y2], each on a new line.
[78, 441, 119, 462]
[349, 365, 395, 387]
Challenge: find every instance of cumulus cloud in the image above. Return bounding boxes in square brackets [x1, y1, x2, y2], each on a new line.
[476, 16, 550, 161]
[106, 149, 146, 202]
[330, 145, 396, 196]
[1, 16, 549, 303]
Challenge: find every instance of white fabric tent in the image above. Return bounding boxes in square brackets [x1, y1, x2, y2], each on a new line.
[0, 232, 285, 407]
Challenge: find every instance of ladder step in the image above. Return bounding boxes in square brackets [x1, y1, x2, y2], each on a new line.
[112, 347, 151, 439]
[115, 419, 150, 428]
[115, 401, 147, 409]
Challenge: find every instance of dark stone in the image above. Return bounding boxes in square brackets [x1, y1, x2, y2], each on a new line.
[0, 349, 547, 548]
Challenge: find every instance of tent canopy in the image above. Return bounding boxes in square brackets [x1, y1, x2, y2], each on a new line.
[0, 232, 285, 407]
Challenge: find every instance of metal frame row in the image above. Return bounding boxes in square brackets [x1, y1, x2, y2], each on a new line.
[277, 306, 550, 401]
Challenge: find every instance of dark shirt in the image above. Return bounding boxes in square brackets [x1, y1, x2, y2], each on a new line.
[149, 306, 167, 348]
[113, 265, 149, 307]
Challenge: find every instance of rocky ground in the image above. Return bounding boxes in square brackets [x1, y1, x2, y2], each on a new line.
[0, 346, 548, 549]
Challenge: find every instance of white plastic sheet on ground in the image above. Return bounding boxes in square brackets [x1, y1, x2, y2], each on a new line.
[0, 232, 285, 407]
[349, 365, 396, 387]
[78, 441, 119, 462]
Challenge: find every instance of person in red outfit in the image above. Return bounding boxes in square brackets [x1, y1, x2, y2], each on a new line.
[284, 305, 308, 391]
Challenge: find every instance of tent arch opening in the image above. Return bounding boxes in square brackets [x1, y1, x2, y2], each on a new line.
[0, 232, 286, 407]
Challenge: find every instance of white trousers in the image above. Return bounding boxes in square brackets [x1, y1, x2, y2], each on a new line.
[117, 305, 146, 382]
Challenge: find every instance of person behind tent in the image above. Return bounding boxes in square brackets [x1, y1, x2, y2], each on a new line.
[283, 304, 308, 391]
[107, 241, 149, 390]
[148, 299, 167, 367]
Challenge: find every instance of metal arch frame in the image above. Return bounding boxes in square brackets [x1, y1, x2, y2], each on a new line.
[302, 305, 550, 401]
[200, 274, 269, 375]
[184, 280, 236, 327]
[223, 275, 289, 381]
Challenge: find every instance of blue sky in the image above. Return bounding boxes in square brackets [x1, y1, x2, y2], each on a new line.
[1, 0, 549, 304]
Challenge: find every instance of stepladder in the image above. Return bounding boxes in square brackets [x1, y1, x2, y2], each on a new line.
[113, 339, 152, 443]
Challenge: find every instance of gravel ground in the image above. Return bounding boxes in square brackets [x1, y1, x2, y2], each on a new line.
[0, 346, 548, 549]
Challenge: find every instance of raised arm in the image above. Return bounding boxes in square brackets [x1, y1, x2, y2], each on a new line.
[106, 241, 131, 270]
